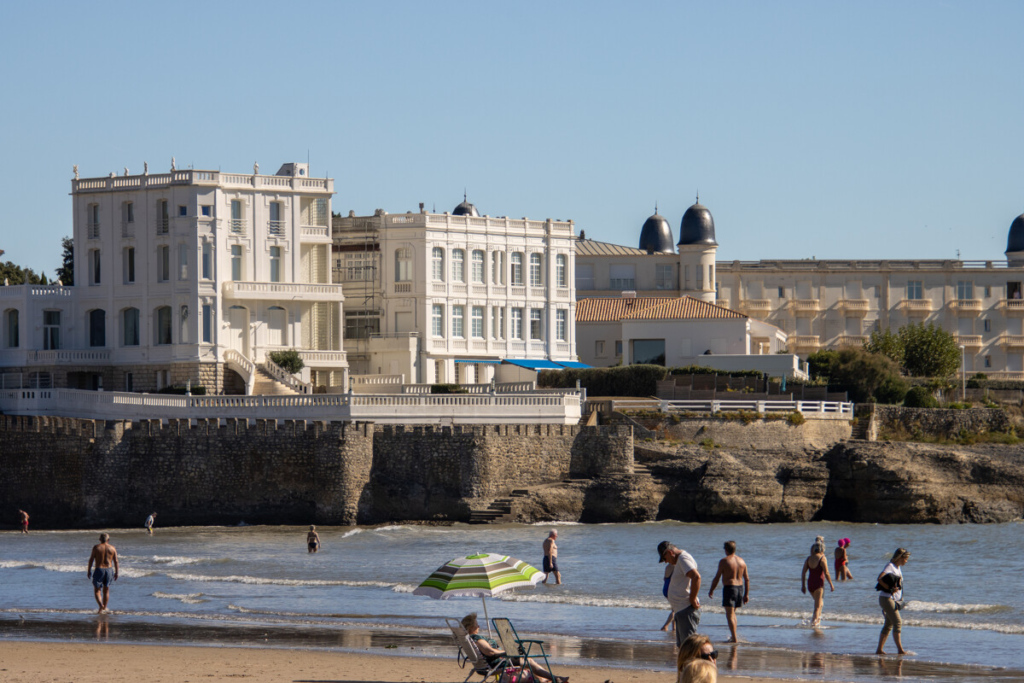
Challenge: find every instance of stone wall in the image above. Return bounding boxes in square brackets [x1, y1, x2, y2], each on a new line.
[865, 405, 1011, 441]
[629, 414, 852, 450]
[8, 362, 241, 394]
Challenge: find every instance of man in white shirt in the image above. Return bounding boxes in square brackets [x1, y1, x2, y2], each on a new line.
[658, 540, 701, 646]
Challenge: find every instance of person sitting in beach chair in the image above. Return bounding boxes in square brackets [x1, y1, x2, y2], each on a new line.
[489, 616, 568, 683]
[460, 614, 566, 683]
[446, 616, 509, 683]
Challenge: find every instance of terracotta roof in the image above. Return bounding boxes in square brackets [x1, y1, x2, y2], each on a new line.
[574, 239, 649, 257]
[576, 296, 746, 323]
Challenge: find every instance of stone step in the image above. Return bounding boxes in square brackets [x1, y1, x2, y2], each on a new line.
[510, 490, 530, 497]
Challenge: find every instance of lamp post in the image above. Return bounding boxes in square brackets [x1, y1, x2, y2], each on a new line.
[960, 344, 966, 402]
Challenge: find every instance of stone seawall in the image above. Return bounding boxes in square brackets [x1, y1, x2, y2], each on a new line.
[863, 405, 1011, 441]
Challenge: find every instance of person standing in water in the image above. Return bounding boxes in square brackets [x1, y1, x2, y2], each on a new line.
[87, 533, 119, 613]
[801, 539, 834, 626]
[18, 509, 29, 534]
[835, 538, 854, 581]
[876, 548, 911, 655]
[708, 541, 750, 643]
[542, 529, 561, 584]
[144, 512, 157, 535]
[307, 525, 321, 553]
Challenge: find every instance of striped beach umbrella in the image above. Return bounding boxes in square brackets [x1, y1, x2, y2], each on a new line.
[413, 553, 543, 631]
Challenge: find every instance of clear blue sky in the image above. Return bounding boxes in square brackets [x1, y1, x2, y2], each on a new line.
[2, 1, 1023, 276]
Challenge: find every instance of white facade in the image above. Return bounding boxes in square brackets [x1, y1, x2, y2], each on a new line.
[333, 207, 577, 384]
[1, 163, 348, 394]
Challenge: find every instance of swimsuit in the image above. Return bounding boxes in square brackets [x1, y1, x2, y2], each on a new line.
[92, 567, 113, 588]
[543, 556, 558, 573]
[722, 584, 745, 608]
[807, 560, 826, 592]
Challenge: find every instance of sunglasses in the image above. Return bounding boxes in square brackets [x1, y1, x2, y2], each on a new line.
[700, 650, 719, 661]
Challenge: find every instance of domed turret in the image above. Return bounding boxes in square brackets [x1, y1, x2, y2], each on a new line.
[1006, 213, 1024, 255]
[678, 197, 717, 247]
[452, 192, 479, 217]
[638, 207, 675, 254]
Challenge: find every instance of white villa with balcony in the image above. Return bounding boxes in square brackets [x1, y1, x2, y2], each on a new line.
[332, 198, 578, 385]
[0, 162, 348, 394]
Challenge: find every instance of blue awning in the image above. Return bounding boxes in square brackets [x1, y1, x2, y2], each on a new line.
[555, 361, 591, 369]
[453, 359, 502, 363]
[502, 359, 565, 370]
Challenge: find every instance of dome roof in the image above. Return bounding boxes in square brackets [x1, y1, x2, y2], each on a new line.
[1007, 213, 1024, 254]
[638, 211, 675, 254]
[452, 193, 479, 217]
[678, 199, 717, 247]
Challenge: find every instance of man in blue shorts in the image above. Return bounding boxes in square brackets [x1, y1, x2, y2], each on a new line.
[87, 533, 119, 613]
[542, 530, 561, 584]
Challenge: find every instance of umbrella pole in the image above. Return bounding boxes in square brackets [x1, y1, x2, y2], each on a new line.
[482, 596, 492, 637]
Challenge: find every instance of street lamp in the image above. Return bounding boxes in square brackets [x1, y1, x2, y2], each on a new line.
[959, 344, 966, 402]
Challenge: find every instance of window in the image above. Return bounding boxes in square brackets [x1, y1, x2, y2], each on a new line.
[984, 285, 992, 298]
[615, 340, 623, 357]
[230, 199, 244, 234]
[472, 250, 485, 283]
[124, 372, 133, 392]
[556, 310, 567, 341]
[511, 253, 524, 286]
[511, 308, 523, 340]
[778, 286, 786, 298]
[178, 205, 187, 217]
[984, 355, 992, 368]
[123, 247, 135, 284]
[178, 244, 189, 280]
[269, 202, 283, 236]
[202, 304, 212, 344]
[575, 263, 594, 290]
[530, 308, 543, 340]
[529, 254, 543, 287]
[345, 311, 381, 340]
[266, 306, 286, 346]
[609, 264, 635, 290]
[595, 340, 605, 356]
[270, 246, 282, 283]
[492, 251, 505, 285]
[632, 339, 666, 365]
[157, 245, 170, 281]
[89, 249, 101, 285]
[88, 204, 100, 239]
[157, 199, 169, 234]
[201, 205, 212, 217]
[231, 245, 243, 281]
[432, 304, 444, 337]
[556, 254, 567, 288]
[452, 305, 465, 338]
[89, 309, 106, 347]
[907, 281, 923, 300]
[122, 201, 134, 223]
[122, 308, 139, 346]
[984, 319, 991, 332]
[43, 310, 60, 350]
[345, 254, 375, 281]
[432, 247, 445, 281]
[471, 306, 484, 338]
[452, 249, 465, 283]
[5, 309, 19, 347]
[655, 264, 674, 290]
[957, 281, 974, 300]
[202, 243, 212, 279]
[395, 248, 412, 282]
[434, 360, 444, 383]
[491, 306, 504, 339]
[155, 306, 172, 345]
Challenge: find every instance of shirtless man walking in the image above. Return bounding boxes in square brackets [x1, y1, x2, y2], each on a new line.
[87, 533, 119, 613]
[541, 530, 561, 584]
[18, 509, 29, 534]
[708, 540, 750, 643]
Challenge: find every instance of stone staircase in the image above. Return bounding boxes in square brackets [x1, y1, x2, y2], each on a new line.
[468, 496, 518, 524]
[850, 415, 871, 440]
[250, 367, 300, 396]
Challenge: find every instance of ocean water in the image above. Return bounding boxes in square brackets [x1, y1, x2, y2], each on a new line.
[2, 521, 1023, 682]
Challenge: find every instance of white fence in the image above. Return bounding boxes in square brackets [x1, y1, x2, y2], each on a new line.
[0, 388, 582, 425]
[611, 398, 854, 418]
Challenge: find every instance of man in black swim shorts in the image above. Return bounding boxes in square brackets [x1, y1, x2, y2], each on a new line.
[708, 540, 750, 643]
[541, 529, 561, 584]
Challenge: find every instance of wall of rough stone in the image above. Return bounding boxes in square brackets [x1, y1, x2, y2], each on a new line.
[866, 405, 1011, 441]
[631, 415, 852, 450]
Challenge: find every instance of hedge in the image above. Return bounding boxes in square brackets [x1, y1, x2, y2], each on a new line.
[538, 364, 765, 397]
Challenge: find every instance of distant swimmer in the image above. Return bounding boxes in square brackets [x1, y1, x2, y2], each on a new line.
[835, 538, 854, 581]
[307, 525, 321, 553]
[18, 509, 29, 534]
[87, 533, 119, 613]
[145, 512, 157, 535]
[708, 541, 750, 643]
[541, 529, 561, 584]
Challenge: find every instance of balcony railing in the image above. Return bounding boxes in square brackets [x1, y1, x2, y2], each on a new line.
[230, 219, 247, 235]
[790, 299, 820, 314]
[156, 218, 169, 235]
[87, 222, 100, 239]
[121, 221, 134, 238]
[223, 281, 346, 301]
[836, 335, 868, 349]
[740, 299, 772, 311]
[839, 299, 870, 314]
[787, 335, 821, 351]
[268, 220, 285, 236]
[899, 299, 933, 312]
[955, 335, 983, 349]
[301, 226, 329, 239]
[950, 299, 983, 314]
[999, 334, 1024, 350]
[1000, 299, 1024, 314]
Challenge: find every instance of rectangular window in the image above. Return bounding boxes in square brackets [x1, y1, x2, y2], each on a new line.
[122, 308, 139, 346]
[270, 246, 282, 283]
[530, 308, 543, 340]
[471, 306, 484, 338]
[655, 264, 674, 290]
[984, 355, 992, 368]
[201, 205, 212, 217]
[556, 310, 567, 341]
[778, 286, 786, 298]
[269, 202, 284, 236]
[491, 306, 505, 339]
[432, 247, 445, 281]
[432, 304, 444, 337]
[452, 305, 465, 338]
[556, 254, 567, 288]
[511, 253, 523, 286]
[345, 311, 381, 340]
[157, 200, 169, 234]
[43, 310, 61, 350]
[957, 281, 974, 300]
[984, 285, 992, 298]
[124, 201, 134, 223]
[88, 204, 100, 239]
[344, 254, 376, 282]
[178, 244, 189, 280]
[156, 307, 172, 345]
[231, 245, 243, 281]
[908, 281, 923, 300]
[472, 250, 485, 283]
[984, 319, 991, 332]
[89, 249, 101, 285]
[529, 254, 543, 287]
[511, 308, 523, 340]
[158, 245, 170, 282]
[202, 243, 212, 279]
[202, 304, 212, 344]
[230, 199, 244, 234]
[595, 340, 605, 356]
[575, 263, 594, 290]
[609, 264, 635, 290]
[5, 310, 18, 347]
[396, 248, 412, 282]
[178, 205, 187, 217]
[123, 247, 135, 284]
[615, 340, 623, 357]
[452, 249, 465, 283]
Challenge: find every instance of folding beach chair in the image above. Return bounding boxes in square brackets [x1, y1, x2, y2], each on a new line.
[446, 617, 507, 683]
[491, 617, 560, 683]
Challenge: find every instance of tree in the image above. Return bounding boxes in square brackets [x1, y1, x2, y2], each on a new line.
[806, 349, 840, 382]
[267, 349, 305, 374]
[55, 236, 74, 286]
[864, 328, 905, 368]
[812, 348, 907, 404]
[0, 260, 45, 285]
[899, 322, 961, 378]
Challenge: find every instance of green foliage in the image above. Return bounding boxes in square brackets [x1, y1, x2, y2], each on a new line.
[538, 364, 668, 396]
[267, 349, 305, 374]
[666, 365, 763, 378]
[899, 323, 962, 378]
[787, 411, 806, 426]
[430, 383, 467, 394]
[699, 437, 719, 450]
[55, 236, 74, 286]
[903, 386, 938, 408]
[806, 349, 840, 381]
[156, 385, 207, 395]
[0, 260, 46, 285]
[810, 348, 907, 404]
[966, 373, 988, 389]
[946, 401, 972, 410]
[865, 328, 905, 367]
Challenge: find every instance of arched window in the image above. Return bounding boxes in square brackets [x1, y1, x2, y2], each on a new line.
[88, 309, 106, 347]
[122, 308, 140, 346]
[432, 247, 445, 281]
[529, 254, 543, 287]
[472, 250, 485, 283]
[4, 309, 18, 348]
[155, 306, 172, 345]
[452, 249, 465, 283]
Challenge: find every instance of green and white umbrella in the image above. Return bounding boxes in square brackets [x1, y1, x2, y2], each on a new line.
[413, 553, 543, 631]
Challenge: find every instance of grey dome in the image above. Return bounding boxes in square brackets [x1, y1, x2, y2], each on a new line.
[639, 212, 675, 254]
[678, 201, 717, 247]
[1006, 213, 1024, 254]
[453, 194, 479, 217]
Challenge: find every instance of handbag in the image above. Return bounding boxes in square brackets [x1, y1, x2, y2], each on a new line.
[499, 667, 534, 683]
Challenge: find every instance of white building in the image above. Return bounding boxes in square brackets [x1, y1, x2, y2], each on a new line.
[576, 201, 1024, 378]
[332, 198, 578, 384]
[1, 162, 348, 394]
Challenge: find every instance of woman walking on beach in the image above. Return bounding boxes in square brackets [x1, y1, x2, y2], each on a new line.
[876, 548, 910, 655]
[801, 540, 834, 626]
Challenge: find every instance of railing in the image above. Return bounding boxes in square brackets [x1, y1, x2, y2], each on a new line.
[899, 299, 933, 312]
[268, 220, 285, 236]
[121, 221, 133, 238]
[223, 349, 254, 384]
[950, 299, 983, 313]
[716, 299, 730, 308]
[839, 299, 870, 314]
[0, 284, 73, 299]
[30, 349, 111, 364]
[230, 219, 247, 235]
[999, 334, 1024, 349]
[157, 218, 169, 235]
[259, 359, 311, 394]
[613, 398, 854, 417]
[223, 281, 346, 300]
[394, 282, 412, 293]
[88, 222, 100, 239]
[301, 226, 329, 239]
[353, 374, 404, 385]
[298, 350, 348, 365]
[73, 171, 333, 194]
[835, 335, 868, 348]
[955, 334, 983, 348]
[1000, 299, 1024, 313]
[740, 299, 773, 311]
[787, 335, 821, 349]
[790, 299, 820, 313]
[402, 381, 535, 394]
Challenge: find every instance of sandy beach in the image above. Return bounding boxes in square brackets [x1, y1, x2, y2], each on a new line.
[0, 641, 787, 683]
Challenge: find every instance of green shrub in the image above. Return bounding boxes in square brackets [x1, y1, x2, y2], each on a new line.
[946, 401, 972, 410]
[699, 437, 719, 450]
[903, 386, 938, 408]
[537, 364, 668, 396]
[268, 349, 304, 374]
[430, 384, 467, 394]
[787, 412, 806, 426]
[156, 385, 207, 395]
[966, 373, 988, 389]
